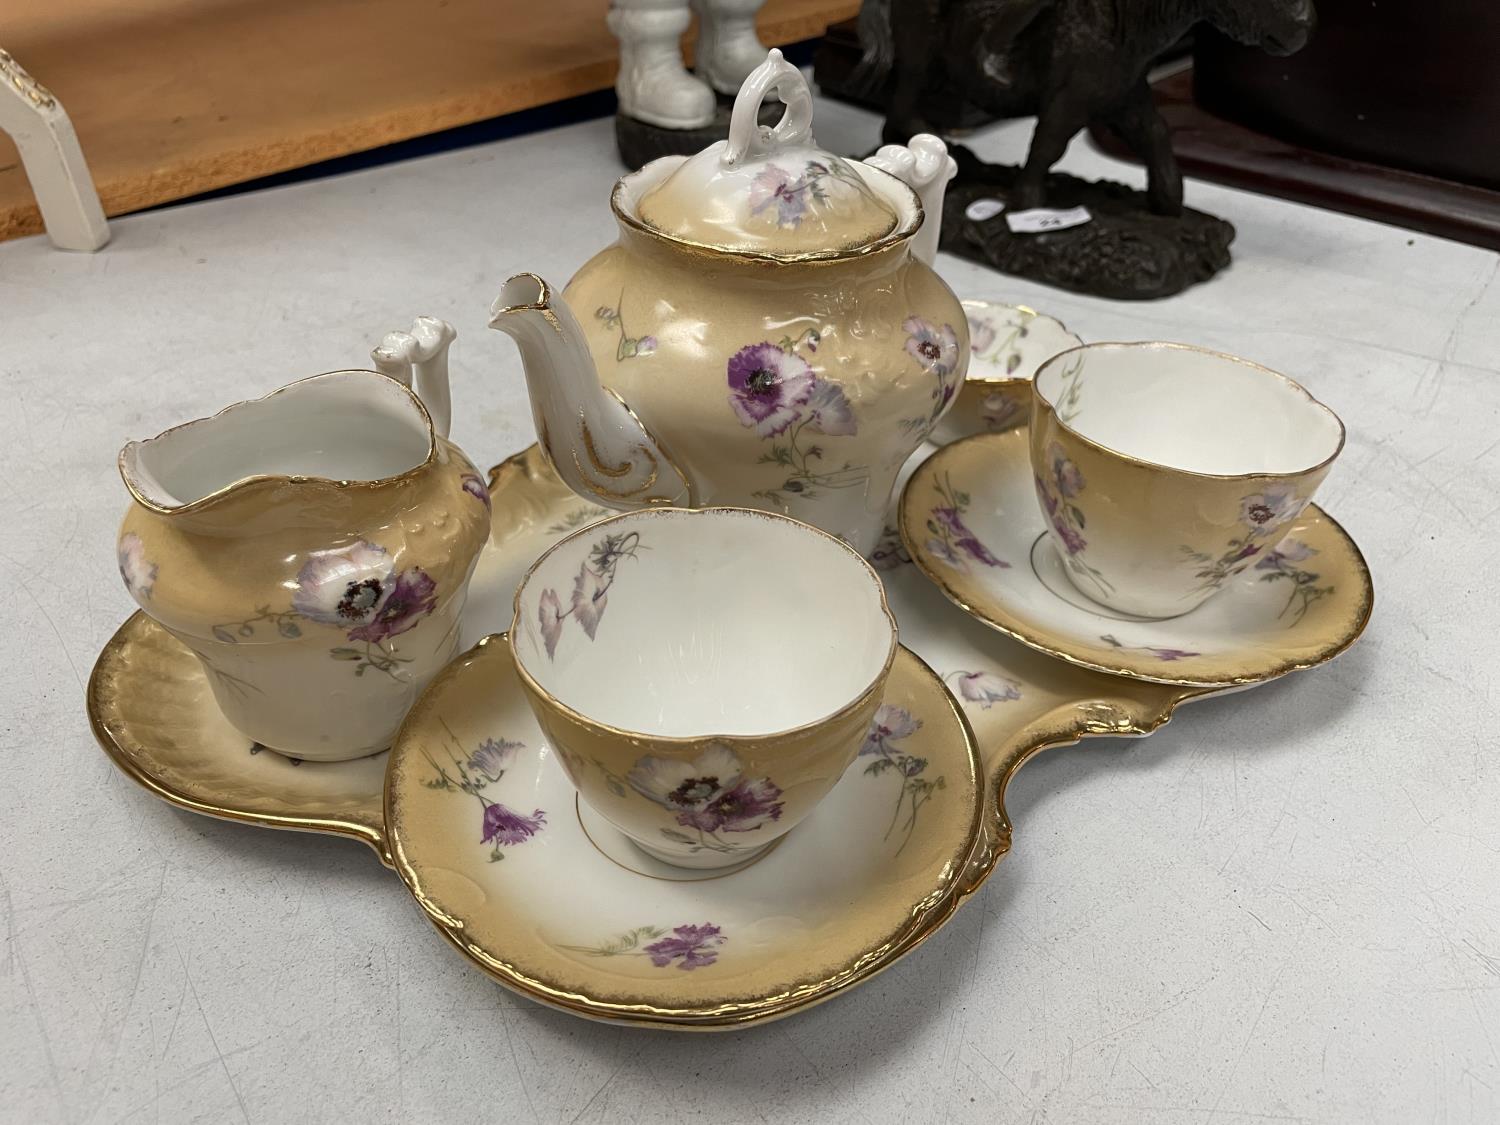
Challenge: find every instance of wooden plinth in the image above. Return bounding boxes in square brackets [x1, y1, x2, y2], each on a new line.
[0, 0, 857, 243]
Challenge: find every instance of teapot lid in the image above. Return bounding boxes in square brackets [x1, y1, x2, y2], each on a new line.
[633, 51, 903, 258]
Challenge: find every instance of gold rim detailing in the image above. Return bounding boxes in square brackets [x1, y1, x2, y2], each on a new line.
[118, 369, 440, 517]
[508, 505, 900, 747]
[610, 177, 923, 267]
[1033, 341, 1347, 481]
[385, 634, 986, 1029]
[900, 431, 1375, 688]
[958, 299, 1079, 389]
[87, 612, 392, 864]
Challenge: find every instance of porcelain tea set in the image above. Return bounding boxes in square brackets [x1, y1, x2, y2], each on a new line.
[95, 53, 1372, 1027]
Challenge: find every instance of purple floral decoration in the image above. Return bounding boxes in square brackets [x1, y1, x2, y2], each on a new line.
[1180, 485, 1312, 601]
[562, 923, 727, 970]
[727, 341, 816, 438]
[468, 736, 523, 778]
[747, 159, 858, 228]
[536, 531, 642, 659]
[461, 472, 492, 510]
[967, 315, 998, 354]
[1100, 634, 1200, 662]
[595, 301, 656, 361]
[1034, 445, 1114, 596]
[117, 532, 157, 601]
[208, 539, 441, 679]
[645, 924, 726, 970]
[346, 568, 438, 644]
[1254, 537, 1332, 624]
[980, 390, 1025, 433]
[946, 670, 1023, 709]
[628, 743, 784, 855]
[481, 802, 548, 846]
[726, 330, 867, 507]
[899, 316, 963, 439]
[423, 734, 545, 861]
[861, 704, 945, 855]
[925, 471, 1010, 571]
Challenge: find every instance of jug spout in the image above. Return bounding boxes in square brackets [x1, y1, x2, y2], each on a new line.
[489, 273, 689, 508]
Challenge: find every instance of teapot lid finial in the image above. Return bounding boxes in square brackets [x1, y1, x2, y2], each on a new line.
[632, 50, 902, 258]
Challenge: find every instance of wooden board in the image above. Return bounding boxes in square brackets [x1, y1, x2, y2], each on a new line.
[0, 0, 857, 242]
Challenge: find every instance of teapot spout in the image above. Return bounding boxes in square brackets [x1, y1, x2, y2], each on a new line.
[489, 273, 689, 508]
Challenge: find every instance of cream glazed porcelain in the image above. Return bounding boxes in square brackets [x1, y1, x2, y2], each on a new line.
[490, 50, 967, 556]
[387, 633, 981, 1027]
[115, 322, 492, 761]
[510, 507, 897, 869]
[1032, 342, 1346, 619]
[929, 300, 1083, 447]
[902, 428, 1373, 687]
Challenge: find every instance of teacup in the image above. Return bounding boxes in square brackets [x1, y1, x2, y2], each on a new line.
[1030, 342, 1345, 619]
[930, 300, 1082, 446]
[510, 507, 897, 869]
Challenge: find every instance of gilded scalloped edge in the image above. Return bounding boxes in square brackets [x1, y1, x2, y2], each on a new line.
[385, 633, 990, 1031]
[86, 613, 394, 865]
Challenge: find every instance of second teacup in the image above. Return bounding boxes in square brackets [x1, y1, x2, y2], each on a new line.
[1031, 342, 1345, 619]
[510, 507, 897, 869]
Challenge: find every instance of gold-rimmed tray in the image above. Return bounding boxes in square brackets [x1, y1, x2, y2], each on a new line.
[88, 442, 1219, 1026]
[88, 611, 392, 862]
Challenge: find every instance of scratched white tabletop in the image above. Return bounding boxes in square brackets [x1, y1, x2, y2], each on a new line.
[2, 87, 1497, 1125]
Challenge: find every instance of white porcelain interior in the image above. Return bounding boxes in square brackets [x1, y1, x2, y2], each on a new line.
[1035, 343, 1344, 476]
[120, 371, 431, 508]
[513, 508, 895, 736]
[961, 300, 1082, 383]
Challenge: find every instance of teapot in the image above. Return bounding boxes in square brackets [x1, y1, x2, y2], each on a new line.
[489, 50, 967, 555]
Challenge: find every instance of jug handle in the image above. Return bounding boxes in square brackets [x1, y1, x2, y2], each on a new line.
[372, 317, 455, 438]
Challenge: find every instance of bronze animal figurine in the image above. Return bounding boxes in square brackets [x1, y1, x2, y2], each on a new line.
[855, 0, 1316, 214]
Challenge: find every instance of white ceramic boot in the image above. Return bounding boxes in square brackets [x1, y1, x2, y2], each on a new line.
[692, 0, 770, 95]
[609, 0, 716, 129]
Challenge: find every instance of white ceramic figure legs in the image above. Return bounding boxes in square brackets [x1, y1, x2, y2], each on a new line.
[0, 47, 108, 252]
[608, 0, 768, 129]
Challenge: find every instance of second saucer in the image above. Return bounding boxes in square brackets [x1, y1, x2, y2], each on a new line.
[900, 429, 1373, 687]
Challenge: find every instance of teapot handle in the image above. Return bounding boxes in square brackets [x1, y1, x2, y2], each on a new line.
[372, 316, 455, 438]
[863, 135, 957, 266]
[722, 48, 814, 167]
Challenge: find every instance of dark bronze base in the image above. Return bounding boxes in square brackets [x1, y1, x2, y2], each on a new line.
[941, 146, 1235, 301]
[1086, 71, 1500, 251]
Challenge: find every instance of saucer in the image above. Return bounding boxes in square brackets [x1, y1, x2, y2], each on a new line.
[901, 429, 1374, 687]
[89, 612, 390, 861]
[385, 635, 983, 1028]
[930, 300, 1082, 447]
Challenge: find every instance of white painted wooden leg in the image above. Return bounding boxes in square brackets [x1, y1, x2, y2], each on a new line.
[0, 47, 109, 252]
